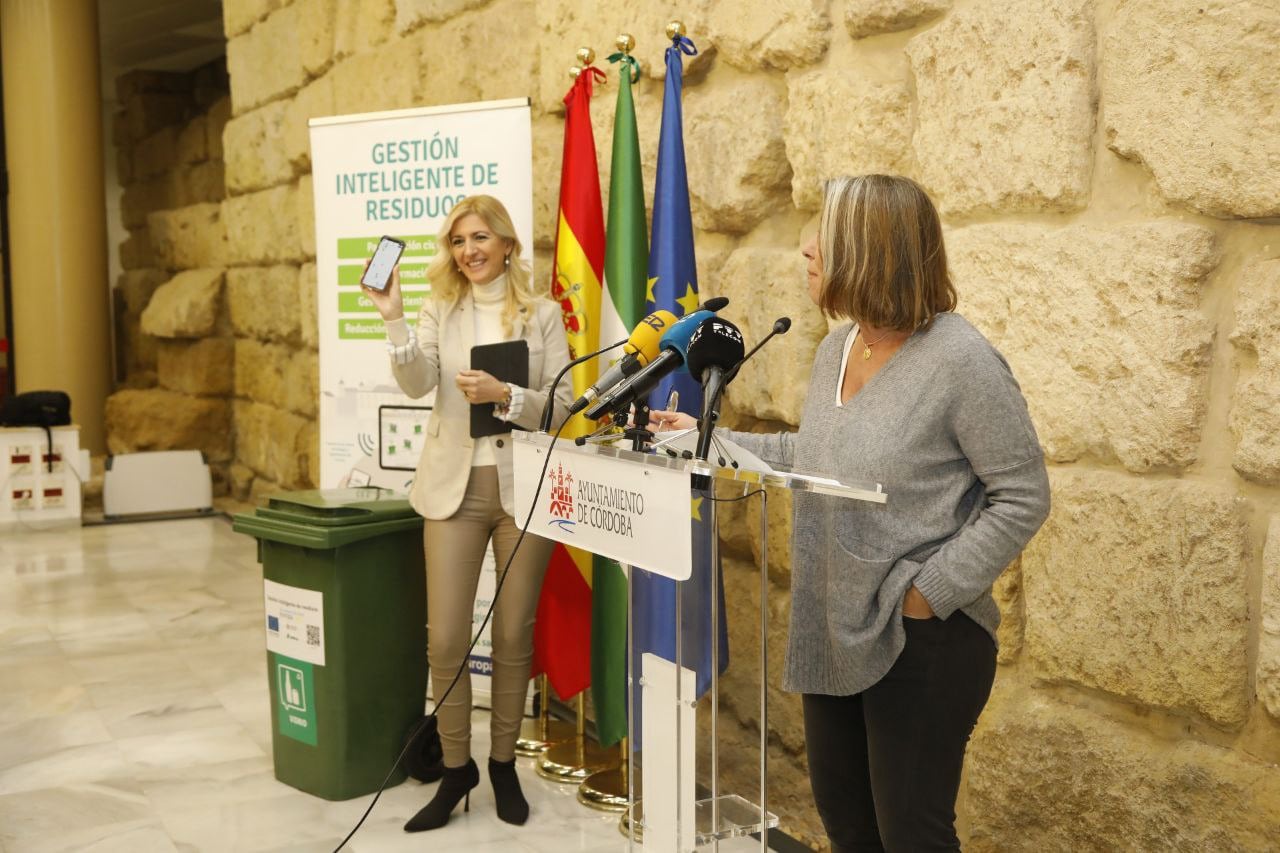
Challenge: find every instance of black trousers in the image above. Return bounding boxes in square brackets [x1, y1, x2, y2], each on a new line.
[802, 613, 997, 852]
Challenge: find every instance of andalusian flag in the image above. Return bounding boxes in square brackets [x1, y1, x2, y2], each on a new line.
[532, 66, 610, 700]
[631, 32, 728, 713]
[590, 50, 647, 748]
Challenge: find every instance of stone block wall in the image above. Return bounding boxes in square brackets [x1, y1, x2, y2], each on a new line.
[106, 63, 235, 492]
[102, 0, 1280, 847]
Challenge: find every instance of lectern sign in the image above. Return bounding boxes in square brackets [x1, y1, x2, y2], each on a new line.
[514, 435, 692, 580]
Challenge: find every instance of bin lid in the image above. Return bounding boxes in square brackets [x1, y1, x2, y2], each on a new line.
[261, 488, 418, 526]
[232, 488, 422, 550]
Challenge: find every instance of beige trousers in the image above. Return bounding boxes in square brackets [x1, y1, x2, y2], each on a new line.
[424, 465, 552, 766]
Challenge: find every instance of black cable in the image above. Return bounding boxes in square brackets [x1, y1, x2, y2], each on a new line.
[333, 417, 571, 852]
[707, 487, 765, 504]
[540, 337, 627, 432]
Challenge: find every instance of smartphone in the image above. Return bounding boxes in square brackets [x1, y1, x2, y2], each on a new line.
[361, 236, 406, 292]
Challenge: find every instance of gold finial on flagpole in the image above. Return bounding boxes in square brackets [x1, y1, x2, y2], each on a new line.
[569, 65, 582, 79]
[616, 33, 635, 54]
[666, 20, 685, 40]
[576, 47, 596, 66]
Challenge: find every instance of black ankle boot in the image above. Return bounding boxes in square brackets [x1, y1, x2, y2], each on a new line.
[404, 758, 479, 832]
[488, 757, 529, 825]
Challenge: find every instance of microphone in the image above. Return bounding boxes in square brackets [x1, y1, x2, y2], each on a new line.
[700, 296, 729, 312]
[723, 316, 791, 385]
[567, 310, 678, 415]
[684, 318, 746, 480]
[539, 336, 628, 432]
[582, 309, 712, 420]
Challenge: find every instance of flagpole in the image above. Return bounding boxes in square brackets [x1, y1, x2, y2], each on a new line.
[582, 34, 645, 816]
[516, 674, 575, 756]
[537, 46, 616, 787]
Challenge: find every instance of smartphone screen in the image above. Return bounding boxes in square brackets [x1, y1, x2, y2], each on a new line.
[361, 236, 406, 291]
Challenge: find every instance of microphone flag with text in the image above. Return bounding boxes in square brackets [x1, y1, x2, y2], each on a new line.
[568, 309, 677, 415]
[684, 317, 746, 475]
[581, 306, 716, 420]
[631, 29, 727, 746]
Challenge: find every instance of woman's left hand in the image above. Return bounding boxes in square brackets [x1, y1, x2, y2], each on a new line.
[455, 369, 508, 405]
[902, 585, 935, 619]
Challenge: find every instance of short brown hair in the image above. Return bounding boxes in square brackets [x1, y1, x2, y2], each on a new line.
[817, 175, 956, 330]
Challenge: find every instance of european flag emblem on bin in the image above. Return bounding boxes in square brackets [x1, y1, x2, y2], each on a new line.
[267, 615, 279, 633]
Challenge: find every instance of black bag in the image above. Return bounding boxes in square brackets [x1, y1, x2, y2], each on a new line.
[0, 390, 71, 472]
[402, 714, 444, 783]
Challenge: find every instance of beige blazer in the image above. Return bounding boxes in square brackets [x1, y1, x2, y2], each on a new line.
[391, 292, 572, 520]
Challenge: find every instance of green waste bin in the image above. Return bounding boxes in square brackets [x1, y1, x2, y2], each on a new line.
[233, 488, 426, 801]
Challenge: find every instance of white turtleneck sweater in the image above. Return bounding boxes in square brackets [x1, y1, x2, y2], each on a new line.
[469, 276, 507, 467]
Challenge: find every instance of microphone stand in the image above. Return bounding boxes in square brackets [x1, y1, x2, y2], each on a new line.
[540, 336, 628, 433]
[622, 401, 654, 452]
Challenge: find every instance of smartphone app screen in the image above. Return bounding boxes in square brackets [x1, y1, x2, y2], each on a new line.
[363, 239, 403, 291]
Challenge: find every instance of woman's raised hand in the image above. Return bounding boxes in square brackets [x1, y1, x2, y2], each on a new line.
[360, 258, 404, 322]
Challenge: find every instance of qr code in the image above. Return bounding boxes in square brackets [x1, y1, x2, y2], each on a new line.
[307, 625, 320, 646]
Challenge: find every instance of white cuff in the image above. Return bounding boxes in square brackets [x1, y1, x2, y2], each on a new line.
[386, 323, 418, 365]
[495, 383, 525, 422]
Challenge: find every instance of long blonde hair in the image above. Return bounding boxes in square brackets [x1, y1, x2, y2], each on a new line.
[426, 195, 546, 334]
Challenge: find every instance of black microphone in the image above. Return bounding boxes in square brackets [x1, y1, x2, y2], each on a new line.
[540, 336, 628, 432]
[700, 296, 729, 312]
[723, 316, 791, 386]
[684, 317, 745, 486]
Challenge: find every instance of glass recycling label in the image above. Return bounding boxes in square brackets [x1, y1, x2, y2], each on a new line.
[274, 654, 317, 746]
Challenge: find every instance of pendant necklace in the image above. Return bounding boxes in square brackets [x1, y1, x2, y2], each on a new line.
[860, 328, 893, 360]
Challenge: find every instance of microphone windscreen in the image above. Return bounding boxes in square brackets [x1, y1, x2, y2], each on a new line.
[701, 296, 729, 312]
[626, 310, 677, 365]
[660, 309, 713, 355]
[774, 317, 792, 334]
[685, 317, 746, 379]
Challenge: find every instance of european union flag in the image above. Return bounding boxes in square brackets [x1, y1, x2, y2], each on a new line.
[632, 32, 728, 707]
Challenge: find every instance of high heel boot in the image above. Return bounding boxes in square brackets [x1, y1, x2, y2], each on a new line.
[404, 758, 479, 832]
[488, 757, 529, 825]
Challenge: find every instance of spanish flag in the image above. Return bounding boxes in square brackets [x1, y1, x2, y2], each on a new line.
[531, 65, 609, 700]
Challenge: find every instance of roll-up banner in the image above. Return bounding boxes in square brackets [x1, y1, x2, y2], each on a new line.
[309, 99, 534, 709]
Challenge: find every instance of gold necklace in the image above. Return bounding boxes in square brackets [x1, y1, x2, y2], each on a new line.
[859, 328, 893, 360]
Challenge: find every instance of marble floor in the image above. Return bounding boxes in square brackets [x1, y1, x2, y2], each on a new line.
[0, 516, 778, 853]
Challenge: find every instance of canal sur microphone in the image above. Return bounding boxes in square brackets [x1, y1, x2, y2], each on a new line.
[582, 308, 713, 420]
[567, 309, 678, 415]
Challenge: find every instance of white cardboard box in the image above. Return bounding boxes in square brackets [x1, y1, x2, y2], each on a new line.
[0, 425, 84, 526]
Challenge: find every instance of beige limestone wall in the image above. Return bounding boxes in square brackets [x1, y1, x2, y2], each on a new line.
[102, 0, 1280, 847]
[105, 64, 234, 493]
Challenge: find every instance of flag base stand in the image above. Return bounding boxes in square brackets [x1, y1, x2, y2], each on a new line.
[515, 717, 576, 757]
[535, 735, 614, 783]
[619, 800, 644, 842]
[578, 765, 637, 812]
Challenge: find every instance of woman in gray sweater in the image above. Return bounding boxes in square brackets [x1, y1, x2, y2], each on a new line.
[652, 174, 1051, 852]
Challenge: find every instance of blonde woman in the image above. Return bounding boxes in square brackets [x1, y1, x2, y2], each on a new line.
[363, 195, 571, 831]
[652, 175, 1050, 851]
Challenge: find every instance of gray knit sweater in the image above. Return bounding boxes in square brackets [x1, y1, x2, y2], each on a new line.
[723, 312, 1050, 696]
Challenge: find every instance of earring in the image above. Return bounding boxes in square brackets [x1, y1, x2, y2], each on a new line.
[504, 255, 510, 266]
